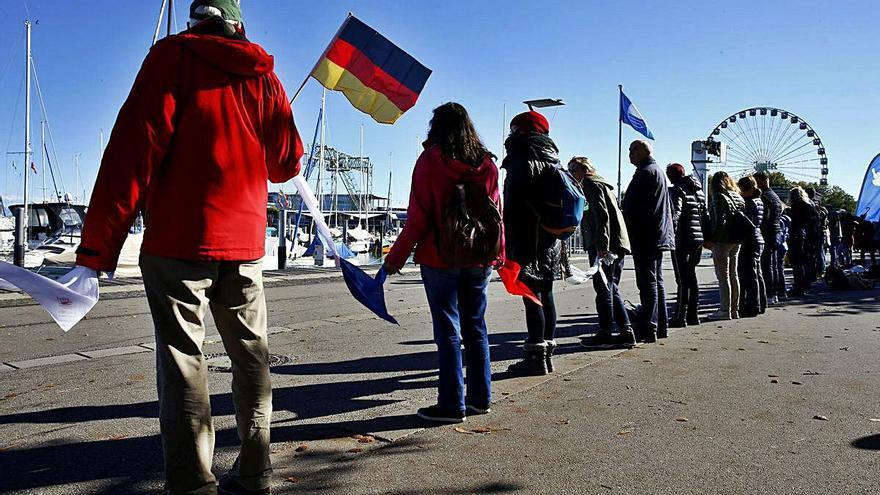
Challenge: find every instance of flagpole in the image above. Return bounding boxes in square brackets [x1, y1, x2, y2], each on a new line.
[617, 84, 623, 205]
[290, 13, 354, 104]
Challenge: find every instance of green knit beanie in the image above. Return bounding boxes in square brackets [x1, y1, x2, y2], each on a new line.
[189, 0, 242, 24]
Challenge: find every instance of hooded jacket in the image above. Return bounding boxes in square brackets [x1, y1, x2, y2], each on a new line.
[501, 132, 561, 287]
[669, 175, 706, 248]
[622, 158, 675, 252]
[77, 22, 303, 271]
[385, 144, 501, 270]
[580, 173, 630, 254]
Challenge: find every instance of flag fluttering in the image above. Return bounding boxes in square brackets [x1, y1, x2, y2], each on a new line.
[292, 175, 398, 323]
[310, 15, 432, 124]
[620, 91, 654, 140]
[497, 260, 542, 306]
[856, 153, 880, 222]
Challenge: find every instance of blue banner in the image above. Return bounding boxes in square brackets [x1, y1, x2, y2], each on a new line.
[855, 153, 880, 222]
[620, 91, 654, 140]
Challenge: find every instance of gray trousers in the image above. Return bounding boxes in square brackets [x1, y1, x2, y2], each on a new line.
[140, 254, 272, 495]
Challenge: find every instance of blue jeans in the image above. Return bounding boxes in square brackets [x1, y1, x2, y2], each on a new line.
[588, 248, 630, 332]
[631, 250, 668, 332]
[420, 265, 492, 412]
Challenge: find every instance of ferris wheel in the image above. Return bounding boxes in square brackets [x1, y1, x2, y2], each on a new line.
[706, 107, 828, 186]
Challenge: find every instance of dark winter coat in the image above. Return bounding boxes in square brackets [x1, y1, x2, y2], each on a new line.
[743, 196, 765, 247]
[502, 132, 561, 288]
[669, 176, 706, 248]
[759, 187, 784, 244]
[788, 200, 816, 241]
[580, 173, 630, 255]
[707, 189, 746, 244]
[622, 158, 675, 252]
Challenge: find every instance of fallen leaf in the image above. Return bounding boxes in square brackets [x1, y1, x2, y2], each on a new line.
[675, 417, 689, 422]
[357, 437, 375, 444]
[347, 448, 363, 453]
[813, 415, 828, 421]
[869, 419, 880, 422]
[454, 427, 473, 434]
[470, 426, 493, 434]
[839, 347, 849, 351]
[618, 428, 634, 436]
[768, 374, 779, 378]
[737, 348, 746, 351]
[128, 374, 145, 381]
[107, 434, 127, 441]
[294, 445, 308, 452]
[824, 336, 832, 339]
[803, 371, 821, 376]
[285, 476, 302, 484]
[3, 393, 16, 399]
[758, 340, 770, 344]
[688, 348, 699, 351]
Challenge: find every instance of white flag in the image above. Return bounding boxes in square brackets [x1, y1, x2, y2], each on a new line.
[0, 262, 99, 332]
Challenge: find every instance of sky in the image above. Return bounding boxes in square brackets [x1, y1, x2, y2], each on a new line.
[0, 0, 878, 209]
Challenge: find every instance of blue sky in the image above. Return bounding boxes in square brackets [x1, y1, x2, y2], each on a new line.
[1, 0, 878, 209]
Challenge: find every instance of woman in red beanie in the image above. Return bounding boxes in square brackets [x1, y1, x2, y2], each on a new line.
[502, 111, 563, 375]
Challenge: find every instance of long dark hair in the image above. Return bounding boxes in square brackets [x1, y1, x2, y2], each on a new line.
[427, 102, 493, 167]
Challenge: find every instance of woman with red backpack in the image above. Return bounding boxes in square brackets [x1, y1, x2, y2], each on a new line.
[384, 102, 502, 423]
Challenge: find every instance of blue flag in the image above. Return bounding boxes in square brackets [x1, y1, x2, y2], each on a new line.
[856, 153, 880, 222]
[339, 258, 399, 325]
[620, 91, 654, 140]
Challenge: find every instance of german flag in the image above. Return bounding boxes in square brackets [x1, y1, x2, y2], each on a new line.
[310, 15, 432, 124]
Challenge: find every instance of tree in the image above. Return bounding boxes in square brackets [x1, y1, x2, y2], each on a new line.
[766, 172, 856, 212]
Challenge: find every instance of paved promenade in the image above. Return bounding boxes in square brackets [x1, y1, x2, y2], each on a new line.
[1, 258, 878, 494]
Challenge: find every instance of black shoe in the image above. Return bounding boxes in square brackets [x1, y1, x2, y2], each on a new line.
[642, 330, 658, 343]
[219, 478, 270, 495]
[668, 319, 687, 328]
[466, 403, 491, 415]
[739, 311, 759, 318]
[657, 328, 668, 339]
[417, 405, 466, 423]
[616, 327, 638, 348]
[580, 330, 615, 348]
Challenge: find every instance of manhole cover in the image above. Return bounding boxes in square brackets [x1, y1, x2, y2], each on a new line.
[204, 353, 292, 372]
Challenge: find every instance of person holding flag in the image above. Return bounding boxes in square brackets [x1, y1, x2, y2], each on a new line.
[384, 102, 502, 423]
[75, 2, 303, 493]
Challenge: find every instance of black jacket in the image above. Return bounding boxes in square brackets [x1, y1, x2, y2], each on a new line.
[622, 158, 675, 252]
[788, 200, 816, 241]
[669, 176, 706, 248]
[502, 133, 561, 287]
[743, 196, 765, 247]
[759, 187, 784, 243]
[580, 173, 630, 254]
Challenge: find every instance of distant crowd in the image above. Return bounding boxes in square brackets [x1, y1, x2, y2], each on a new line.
[384, 101, 878, 425]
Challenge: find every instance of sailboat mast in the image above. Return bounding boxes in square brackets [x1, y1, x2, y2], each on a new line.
[316, 88, 326, 221]
[40, 120, 45, 203]
[17, 19, 32, 263]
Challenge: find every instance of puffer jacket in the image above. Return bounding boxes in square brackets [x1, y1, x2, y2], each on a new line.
[759, 187, 784, 244]
[580, 173, 630, 254]
[743, 196, 765, 247]
[502, 132, 561, 288]
[669, 176, 706, 248]
[707, 189, 746, 244]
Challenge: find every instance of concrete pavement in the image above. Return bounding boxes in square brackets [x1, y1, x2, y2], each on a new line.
[1, 258, 878, 494]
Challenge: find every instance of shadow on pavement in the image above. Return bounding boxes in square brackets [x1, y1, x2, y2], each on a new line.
[851, 434, 880, 451]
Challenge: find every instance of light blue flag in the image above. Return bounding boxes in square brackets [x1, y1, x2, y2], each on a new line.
[856, 153, 880, 222]
[620, 91, 654, 140]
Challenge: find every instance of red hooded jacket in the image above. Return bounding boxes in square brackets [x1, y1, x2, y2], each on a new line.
[76, 28, 303, 271]
[385, 145, 502, 270]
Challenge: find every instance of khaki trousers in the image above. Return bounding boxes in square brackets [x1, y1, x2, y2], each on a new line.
[712, 243, 741, 317]
[140, 254, 272, 495]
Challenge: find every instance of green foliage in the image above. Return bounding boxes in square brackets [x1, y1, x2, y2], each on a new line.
[766, 172, 856, 212]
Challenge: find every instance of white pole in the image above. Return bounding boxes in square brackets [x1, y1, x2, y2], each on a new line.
[21, 20, 32, 253]
[152, 0, 168, 45]
[40, 120, 45, 203]
[74, 153, 82, 203]
[316, 88, 326, 223]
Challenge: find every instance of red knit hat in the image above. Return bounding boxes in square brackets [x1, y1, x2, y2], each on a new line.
[666, 162, 686, 181]
[510, 111, 550, 135]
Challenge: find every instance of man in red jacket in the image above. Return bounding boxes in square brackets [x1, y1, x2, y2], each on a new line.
[76, 2, 303, 493]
